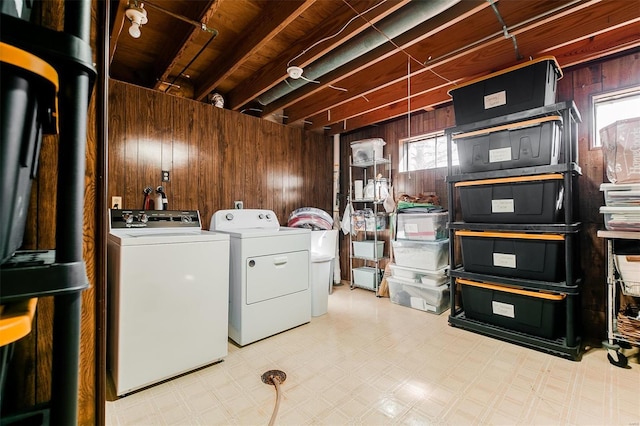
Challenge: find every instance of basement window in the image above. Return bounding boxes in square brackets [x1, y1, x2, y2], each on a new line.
[592, 86, 640, 148]
[399, 132, 458, 172]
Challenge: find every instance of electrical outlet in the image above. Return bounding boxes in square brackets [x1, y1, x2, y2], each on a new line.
[162, 170, 170, 182]
[111, 196, 122, 209]
[234, 200, 243, 209]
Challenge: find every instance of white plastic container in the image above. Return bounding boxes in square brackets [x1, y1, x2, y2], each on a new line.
[388, 263, 447, 286]
[396, 212, 448, 241]
[600, 206, 640, 231]
[352, 267, 380, 290]
[387, 277, 449, 314]
[350, 138, 385, 163]
[392, 239, 449, 271]
[352, 240, 384, 258]
[616, 254, 640, 296]
[600, 183, 640, 207]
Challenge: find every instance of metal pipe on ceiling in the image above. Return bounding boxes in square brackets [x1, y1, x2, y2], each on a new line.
[256, 0, 460, 106]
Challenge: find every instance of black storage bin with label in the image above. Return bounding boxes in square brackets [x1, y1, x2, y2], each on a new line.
[459, 278, 566, 339]
[456, 174, 564, 224]
[1, 42, 58, 264]
[453, 115, 562, 173]
[449, 56, 562, 126]
[458, 230, 565, 282]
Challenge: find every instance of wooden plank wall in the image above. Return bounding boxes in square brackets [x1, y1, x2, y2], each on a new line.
[338, 50, 640, 341]
[107, 79, 334, 234]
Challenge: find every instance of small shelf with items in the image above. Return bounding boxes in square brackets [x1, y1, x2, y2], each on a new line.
[598, 229, 640, 368]
[348, 138, 392, 296]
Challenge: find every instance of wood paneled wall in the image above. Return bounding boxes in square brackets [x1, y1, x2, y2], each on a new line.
[338, 50, 640, 341]
[108, 79, 333, 233]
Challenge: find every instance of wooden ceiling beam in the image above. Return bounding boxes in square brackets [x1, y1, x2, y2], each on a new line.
[225, 0, 409, 110]
[151, 0, 223, 90]
[280, 0, 494, 124]
[312, 0, 640, 131]
[325, 21, 640, 134]
[193, 0, 317, 101]
[292, 0, 596, 126]
[109, 0, 129, 65]
[261, 1, 488, 119]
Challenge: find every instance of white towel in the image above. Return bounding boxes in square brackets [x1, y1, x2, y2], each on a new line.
[341, 203, 354, 235]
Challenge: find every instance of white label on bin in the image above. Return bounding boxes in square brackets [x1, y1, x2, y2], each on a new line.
[493, 252, 516, 268]
[489, 147, 512, 163]
[405, 224, 419, 233]
[484, 91, 507, 109]
[492, 301, 515, 318]
[492, 199, 514, 213]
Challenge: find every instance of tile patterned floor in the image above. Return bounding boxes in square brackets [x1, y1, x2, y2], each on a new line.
[106, 284, 640, 425]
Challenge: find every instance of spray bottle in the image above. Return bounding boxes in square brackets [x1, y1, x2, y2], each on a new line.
[156, 186, 168, 210]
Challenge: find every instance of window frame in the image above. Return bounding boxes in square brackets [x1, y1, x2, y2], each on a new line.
[398, 131, 456, 172]
[591, 85, 640, 149]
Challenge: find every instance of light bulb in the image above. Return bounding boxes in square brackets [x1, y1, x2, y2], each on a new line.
[129, 21, 141, 38]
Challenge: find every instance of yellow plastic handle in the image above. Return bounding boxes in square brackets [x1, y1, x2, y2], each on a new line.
[456, 230, 565, 241]
[455, 173, 563, 187]
[458, 278, 566, 301]
[452, 116, 562, 140]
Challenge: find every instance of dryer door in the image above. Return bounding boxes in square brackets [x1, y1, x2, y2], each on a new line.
[246, 250, 309, 304]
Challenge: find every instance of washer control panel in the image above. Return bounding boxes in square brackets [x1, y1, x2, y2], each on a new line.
[109, 209, 201, 230]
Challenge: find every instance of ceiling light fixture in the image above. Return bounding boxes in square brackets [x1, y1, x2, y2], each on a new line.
[287, 66, 304, 79]
[125, 1, 148, 39]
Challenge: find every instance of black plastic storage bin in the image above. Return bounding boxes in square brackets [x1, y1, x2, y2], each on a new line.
[458, 278, 566, 339]
[1, 42, 59, 264]
[458, 230, 564, 281]
[456, 173, 564, 224]
[448, 56, 562, 126]
[452, 115, 562, 173]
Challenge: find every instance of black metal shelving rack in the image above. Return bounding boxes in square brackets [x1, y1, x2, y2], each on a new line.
[0, 3, 96, 424]
[445, 101, 584, 361]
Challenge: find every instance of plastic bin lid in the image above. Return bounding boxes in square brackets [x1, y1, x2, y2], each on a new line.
[350, 138, 385, 146]
[311, 253, 334, 262]
[600, 183, 640, 191]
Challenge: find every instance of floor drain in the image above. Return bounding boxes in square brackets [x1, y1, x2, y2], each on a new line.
[261, 369, 286, 385]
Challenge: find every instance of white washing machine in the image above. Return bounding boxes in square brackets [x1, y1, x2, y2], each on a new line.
[107, 209, 230, 396]
[211, 209, 311, 346]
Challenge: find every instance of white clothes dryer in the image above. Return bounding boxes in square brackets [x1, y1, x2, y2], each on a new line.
[107, 209, 229, 396]
[211, 209, 311, 346]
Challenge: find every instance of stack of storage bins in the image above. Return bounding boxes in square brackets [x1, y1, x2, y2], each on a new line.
[445, 56, 583, 360]
[388, 211, 450, 314]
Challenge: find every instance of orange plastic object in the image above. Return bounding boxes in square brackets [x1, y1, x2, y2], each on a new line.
[0, 298, 38, 346]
